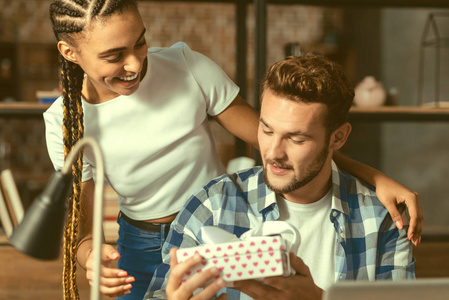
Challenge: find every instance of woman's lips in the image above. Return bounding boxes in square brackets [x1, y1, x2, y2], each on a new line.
[115, 73, 139, 87]
[119, 73, 139, 81]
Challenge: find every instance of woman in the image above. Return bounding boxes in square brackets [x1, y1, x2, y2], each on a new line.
[45, 1, 422, 299]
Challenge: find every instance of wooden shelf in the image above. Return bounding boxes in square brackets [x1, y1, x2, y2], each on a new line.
[349, 106, 449, 122]
[141, 0, 449, 7]
[0, 102, 50, 117]
[2, 102, 449, 122]
[262, 0, 449, 7]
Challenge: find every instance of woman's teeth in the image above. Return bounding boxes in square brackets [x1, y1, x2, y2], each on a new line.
[119, 73, 138, 81]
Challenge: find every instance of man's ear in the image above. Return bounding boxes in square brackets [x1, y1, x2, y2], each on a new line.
[57, 41, 79, 64]
[329, 122, 352, 151]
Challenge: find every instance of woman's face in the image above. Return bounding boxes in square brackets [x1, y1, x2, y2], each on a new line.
[70, 7, 148, 103]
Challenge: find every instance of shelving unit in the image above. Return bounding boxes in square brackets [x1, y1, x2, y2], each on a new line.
[3, 102, 449, 121]
[0, 102, 50, 118]
[349, 106, 449, 122]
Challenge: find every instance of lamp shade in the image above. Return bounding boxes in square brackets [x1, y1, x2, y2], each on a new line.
[10, 171, 73, 260]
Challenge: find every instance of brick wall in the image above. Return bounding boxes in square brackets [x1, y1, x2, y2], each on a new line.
[0, 0, 341, 207]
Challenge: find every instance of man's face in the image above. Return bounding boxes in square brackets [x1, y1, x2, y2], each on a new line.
[258, 89, 332, 196]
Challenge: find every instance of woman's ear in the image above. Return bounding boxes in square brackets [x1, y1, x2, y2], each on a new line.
[57, 41, 78, 64]
[329, 122, 352, 151]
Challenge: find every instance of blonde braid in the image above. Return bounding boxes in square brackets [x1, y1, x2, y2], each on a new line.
[49, 1, 138, 298]
[60, 54, 84, 300]
[60, 57, 72, 299]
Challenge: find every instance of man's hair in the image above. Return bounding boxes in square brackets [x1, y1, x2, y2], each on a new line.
[262, 53, 354, 134]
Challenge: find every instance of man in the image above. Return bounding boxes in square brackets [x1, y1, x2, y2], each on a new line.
[145, 53, 416, 300]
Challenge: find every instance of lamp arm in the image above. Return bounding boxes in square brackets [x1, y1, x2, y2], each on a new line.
[63, 137, 104, 300]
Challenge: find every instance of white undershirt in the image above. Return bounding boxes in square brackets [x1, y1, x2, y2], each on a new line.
[277, 189, 336, 290]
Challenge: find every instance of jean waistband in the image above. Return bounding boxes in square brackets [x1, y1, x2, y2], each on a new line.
[119, 211, 169, 233]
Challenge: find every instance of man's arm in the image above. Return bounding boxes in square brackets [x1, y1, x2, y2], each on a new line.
[233, 252, 323, 300]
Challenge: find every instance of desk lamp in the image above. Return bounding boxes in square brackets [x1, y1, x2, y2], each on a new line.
[10, 137, 105, 300]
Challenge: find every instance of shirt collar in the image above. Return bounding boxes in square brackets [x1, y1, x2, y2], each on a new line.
[330, 160, 351, 218]
[255, 167, 278, 214]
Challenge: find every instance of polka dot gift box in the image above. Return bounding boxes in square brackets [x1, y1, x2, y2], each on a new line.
[176, 221, 300, 286]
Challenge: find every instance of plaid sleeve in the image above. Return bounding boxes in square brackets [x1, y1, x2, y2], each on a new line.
[376, 206, 416, 279]
[144, 194, 215, 299]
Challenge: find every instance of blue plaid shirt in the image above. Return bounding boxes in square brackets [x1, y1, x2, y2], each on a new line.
[145, 162, 415, 299]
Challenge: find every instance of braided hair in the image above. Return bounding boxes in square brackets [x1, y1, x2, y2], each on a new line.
[49, 1, 137, 299]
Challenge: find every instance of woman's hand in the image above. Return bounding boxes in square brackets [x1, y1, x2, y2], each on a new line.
[375, 178, 423, 246]
[84, 244, 135, 297]
[166, 248, 227, 300]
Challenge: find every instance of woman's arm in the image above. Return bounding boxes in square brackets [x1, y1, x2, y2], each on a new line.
[333, 151, 423, 246]
[213, 95, 259, 149]
[77, 179, 135, 297]
[76, 179, 95, 268]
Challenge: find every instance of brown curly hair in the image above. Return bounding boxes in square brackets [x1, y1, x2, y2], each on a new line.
[262, 53, 354, 136]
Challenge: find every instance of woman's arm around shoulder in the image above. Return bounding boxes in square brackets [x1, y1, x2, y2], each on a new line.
[213, 95, 259, 149]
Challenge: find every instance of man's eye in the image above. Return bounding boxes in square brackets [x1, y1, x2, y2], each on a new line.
[291, 139, 305, 145]
[263, 130, 273, 135]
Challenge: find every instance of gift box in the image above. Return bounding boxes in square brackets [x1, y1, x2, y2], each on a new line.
[176, 221, 300, 285]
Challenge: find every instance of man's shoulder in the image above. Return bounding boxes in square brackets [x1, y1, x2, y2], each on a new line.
[205, 166, 262, 186]
[337, 169, 385, 211]
[336, 170, 396, 234]
[195, 166, 263, 200]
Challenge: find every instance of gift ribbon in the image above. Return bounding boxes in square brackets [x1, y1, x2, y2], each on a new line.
[201, 221, 301, 254]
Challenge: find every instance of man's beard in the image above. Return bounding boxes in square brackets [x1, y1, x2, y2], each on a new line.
[263, 145, 329, 194]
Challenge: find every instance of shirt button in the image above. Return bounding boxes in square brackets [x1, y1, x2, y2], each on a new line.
[340, 230, 345, 239]
[332, 211, 338, 218]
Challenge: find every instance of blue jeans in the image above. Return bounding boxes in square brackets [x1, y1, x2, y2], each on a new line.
[116, 214, 170, 300]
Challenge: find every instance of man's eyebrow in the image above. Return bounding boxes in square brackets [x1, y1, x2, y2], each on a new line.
[259, 117, 312, 138]
[98, 28, 146, 57]
[259, 118, 274, 131]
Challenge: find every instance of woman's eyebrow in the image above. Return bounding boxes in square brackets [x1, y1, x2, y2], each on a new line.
[98, 28, 146, 57]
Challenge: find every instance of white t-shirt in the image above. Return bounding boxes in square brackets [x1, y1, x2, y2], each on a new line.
[277, 190, 336, 290]
[44, 42, 239, 220]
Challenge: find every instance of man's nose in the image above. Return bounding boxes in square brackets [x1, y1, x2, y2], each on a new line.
[267, 137, 287, 161]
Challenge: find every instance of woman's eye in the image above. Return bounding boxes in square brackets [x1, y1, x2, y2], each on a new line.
[107, 53, 122, 63]
[135, 41, 147, 48]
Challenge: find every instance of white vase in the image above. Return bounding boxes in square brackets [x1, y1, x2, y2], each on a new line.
[354, 76, 387, 107]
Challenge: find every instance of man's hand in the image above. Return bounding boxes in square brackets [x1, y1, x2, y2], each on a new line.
[375, 179, 423, 246]
[166, 248, 227, 300]
[84, 244, 135, 297]
[233, 252, 323, 300]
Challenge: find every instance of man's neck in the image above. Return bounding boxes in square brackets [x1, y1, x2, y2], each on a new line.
[281, 163, 333, 205]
